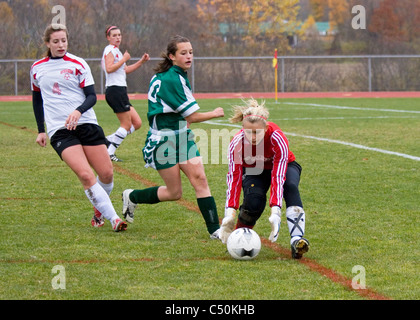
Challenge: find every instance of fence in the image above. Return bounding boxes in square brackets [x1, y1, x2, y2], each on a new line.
[1, 55, 420, 96]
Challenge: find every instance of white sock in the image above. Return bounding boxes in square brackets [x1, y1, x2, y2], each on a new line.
[107, 127, 128, 155]
[286, 206, 306, 245]
[97, 177, 113, 195]
[128, 125, 135, 134]
[85, 182, 119, 222]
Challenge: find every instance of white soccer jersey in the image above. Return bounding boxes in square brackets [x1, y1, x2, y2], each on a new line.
[101, 45, 127, 87]
[30, 52, 98, 138]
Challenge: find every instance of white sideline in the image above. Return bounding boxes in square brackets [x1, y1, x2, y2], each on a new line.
[204, 120, 420, 162]
[280, 102, 420, 114]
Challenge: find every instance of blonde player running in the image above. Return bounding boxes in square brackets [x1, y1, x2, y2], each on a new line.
[102, 25, 150, 162]
[31, 24, 127, 232]
[220, 99, 309, 258]
[122, 35, 224, 239]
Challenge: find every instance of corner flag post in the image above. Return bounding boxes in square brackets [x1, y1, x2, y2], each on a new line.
[273, 48, 278, 103]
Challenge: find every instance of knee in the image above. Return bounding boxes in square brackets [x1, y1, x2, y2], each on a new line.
[242, 186, 266, 214]
[168, 189, 182, 201]
[190, 172, 209, 192]
[78, 170, 97, 188]
[239, 186, 267, 226]
[98, 170, 114, 184]
[133, 118, 142, 130]
[284, 180, 299, 195]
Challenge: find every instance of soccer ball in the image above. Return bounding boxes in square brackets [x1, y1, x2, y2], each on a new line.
[227, 228, 261, 260]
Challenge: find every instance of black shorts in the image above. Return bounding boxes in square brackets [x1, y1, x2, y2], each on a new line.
[242, 161, 303, 208]
[105, 86, 132, 113]
[50, 123, 107, 159]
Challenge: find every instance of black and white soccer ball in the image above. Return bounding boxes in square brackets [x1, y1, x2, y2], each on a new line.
[227, 228, 261, 260]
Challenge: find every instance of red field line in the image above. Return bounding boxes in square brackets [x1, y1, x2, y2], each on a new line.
[113, 164, 391, 300]
[1, 91, 420, 102]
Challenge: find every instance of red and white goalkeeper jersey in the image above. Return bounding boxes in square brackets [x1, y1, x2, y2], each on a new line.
[225, 122, 295, 209]
[101, 45, 127, 87]
[30, 52, 97, 138]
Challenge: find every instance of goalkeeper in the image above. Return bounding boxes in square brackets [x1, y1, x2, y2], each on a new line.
[220, 99, 309, 259]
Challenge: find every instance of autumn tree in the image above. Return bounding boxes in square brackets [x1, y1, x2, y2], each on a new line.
[0, 1, 18, 58]
[369, 0, 420, 45]
[197, 0, 303, 55]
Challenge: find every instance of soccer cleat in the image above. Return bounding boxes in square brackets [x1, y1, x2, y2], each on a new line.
[110, 154, 123, 162]
[291, 237, 309, 259]
[210, 228, 221, 240]
[112, 218, 127, 232]
[122, 189, 137, 223]
[91, 207, 105, 228]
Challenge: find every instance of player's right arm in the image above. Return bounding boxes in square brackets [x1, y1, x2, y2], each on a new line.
[32, 91, 47, 147]
[225, 133, 244, 210]
[104, 50, 130, 74]
[220, 135, 244, 243]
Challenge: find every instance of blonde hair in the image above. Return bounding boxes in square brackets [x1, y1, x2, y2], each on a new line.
[229, 99, 269, 124]
[43, 24, 69, 57]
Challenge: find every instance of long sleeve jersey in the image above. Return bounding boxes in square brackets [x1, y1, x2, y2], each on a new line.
[225, 122, 295, 209]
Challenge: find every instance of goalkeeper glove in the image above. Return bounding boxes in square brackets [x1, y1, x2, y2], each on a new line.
[220, 208, 236, 244]
[268, 206, 281, 242]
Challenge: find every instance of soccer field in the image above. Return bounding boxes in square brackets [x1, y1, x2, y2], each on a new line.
[0, 97, 419, 302]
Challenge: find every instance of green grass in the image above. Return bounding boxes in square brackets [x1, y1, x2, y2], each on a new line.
[0, 97, 419, 300]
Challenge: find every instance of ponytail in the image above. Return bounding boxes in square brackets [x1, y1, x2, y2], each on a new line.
[229, 99, 269, 124]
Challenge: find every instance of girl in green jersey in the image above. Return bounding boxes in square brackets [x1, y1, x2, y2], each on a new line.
[122, 36, 224, 239]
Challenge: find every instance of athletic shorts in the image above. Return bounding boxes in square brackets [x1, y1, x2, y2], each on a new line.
[50, 123, 107, 159]
[105, 86, 132, 113]
[142, 128, 200, 170]
[242, 161, 303, 207]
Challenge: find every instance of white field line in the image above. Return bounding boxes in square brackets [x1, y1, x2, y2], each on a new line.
[279, 102, 420, 114]
[270, 116, 417, 121]
[204, 120, 420, 162]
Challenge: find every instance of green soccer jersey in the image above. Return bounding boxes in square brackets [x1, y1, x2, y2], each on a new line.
[147, 65, 199, 132]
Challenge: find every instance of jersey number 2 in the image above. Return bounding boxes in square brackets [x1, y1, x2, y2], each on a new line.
[148, 79, 161, 103]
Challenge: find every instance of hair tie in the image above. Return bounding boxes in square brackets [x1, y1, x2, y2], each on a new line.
[243, 114, 267, 121]
[106, 26, 118, 35]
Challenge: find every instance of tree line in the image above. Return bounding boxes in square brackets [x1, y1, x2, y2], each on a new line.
[0, 0, 419, 60]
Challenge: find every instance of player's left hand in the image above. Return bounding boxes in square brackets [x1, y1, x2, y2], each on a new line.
[65, 110, 81, 131]
[141, 53, 150, 64]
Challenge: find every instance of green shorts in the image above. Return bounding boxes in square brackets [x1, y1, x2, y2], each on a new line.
[142, 127, 200, 170]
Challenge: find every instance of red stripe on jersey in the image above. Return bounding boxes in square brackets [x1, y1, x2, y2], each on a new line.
[62, 54, 86, 69]
[31, 57, 50, 69]
[269, 131, 289, 207]
[225, 132, 245, 209]
[31, 73, 40, 92]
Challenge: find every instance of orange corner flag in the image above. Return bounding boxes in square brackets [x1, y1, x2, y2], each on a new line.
[272, 48, 278, 69]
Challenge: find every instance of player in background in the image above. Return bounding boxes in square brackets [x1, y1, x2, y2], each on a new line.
[122, 35, 224, 239]
[31, 24, 127, 232]
[102, 25, 150, 162]
[220, 99, 309, 259]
